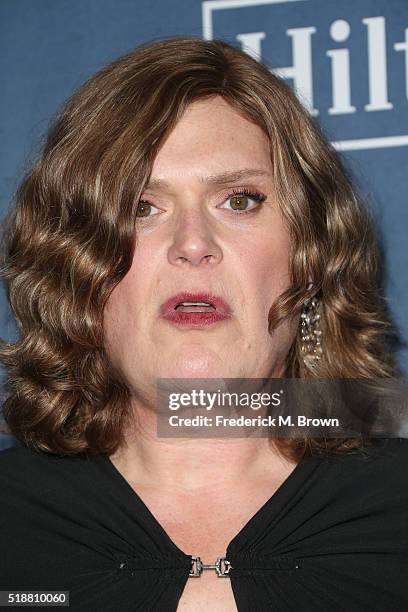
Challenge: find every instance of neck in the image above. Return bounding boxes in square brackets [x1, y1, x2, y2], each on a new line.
[110, 399, 295, 494]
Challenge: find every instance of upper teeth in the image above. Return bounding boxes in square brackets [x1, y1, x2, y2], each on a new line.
[179, 301, 212, 306]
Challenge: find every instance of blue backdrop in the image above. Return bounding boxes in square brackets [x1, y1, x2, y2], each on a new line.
[1, 0, 407, 449]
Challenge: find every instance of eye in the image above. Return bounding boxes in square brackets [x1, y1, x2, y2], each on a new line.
[219, 189, 267, 214]
[135, 200, 161, 219]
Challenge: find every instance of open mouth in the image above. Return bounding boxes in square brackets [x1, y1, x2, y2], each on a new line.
[174, 301, 216, 313]
[160, 293, 232, 326]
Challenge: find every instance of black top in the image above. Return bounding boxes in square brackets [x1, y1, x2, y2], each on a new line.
[0, 438, 407, 611]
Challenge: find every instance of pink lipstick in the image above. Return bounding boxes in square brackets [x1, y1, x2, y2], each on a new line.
[160, 292, 232, 327]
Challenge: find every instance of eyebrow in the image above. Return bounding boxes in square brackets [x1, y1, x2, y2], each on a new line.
[144, 168, 271, 190]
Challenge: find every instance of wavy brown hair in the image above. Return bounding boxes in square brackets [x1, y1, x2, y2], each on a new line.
[0, 36, 401, 460]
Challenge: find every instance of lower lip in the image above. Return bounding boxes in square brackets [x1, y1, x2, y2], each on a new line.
[162, 310, 231, 327]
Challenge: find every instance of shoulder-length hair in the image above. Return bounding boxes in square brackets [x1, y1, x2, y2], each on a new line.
[0, 36, 400, 461]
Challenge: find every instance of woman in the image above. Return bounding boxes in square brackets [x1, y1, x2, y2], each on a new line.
[0, 37, 407, 611]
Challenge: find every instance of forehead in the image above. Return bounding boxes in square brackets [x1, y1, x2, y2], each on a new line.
[149, 96, 272, 182]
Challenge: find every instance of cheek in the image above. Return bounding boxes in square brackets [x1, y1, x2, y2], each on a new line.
[108, 245, 155, 312]
[103, 270, 141, 356]
[240, 230, 291, 295]
[102, 286, 127, 364]
[103, 245, 160, 346]
[127, 241, 164, 296]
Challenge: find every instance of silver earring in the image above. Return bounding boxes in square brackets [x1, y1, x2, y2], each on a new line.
[300, 297, 322, 369]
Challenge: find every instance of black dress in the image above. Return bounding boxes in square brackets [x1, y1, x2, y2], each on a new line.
[0, 438, 407, 611]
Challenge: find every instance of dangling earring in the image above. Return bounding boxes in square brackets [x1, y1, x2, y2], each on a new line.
[300, 296, 322, 369]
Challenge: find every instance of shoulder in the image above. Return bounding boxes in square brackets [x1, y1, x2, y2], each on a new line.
[314, 436, 408, 467]
[365, 437, 408, 486]
[0, 444, 50, 485]
[0, 443, 100, 502]
[336, 437, 408, 473]
[0, 443, 45, 470]
[370, 436, 408, 466]
[310, 437, 408, 510]
[0, 442, 80, 474]
[316, 437, 408, 477]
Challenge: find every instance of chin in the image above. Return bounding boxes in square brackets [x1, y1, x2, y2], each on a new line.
[161, 361, 221, 379]
[158, 346, 227, 379]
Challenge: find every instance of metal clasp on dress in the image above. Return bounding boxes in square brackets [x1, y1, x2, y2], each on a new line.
[189, 556, 232, 577]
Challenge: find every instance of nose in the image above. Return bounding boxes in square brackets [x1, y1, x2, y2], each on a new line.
[167, 209, 223, 267]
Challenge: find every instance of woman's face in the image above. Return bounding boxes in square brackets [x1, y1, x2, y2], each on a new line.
[103, 96, 300, 399]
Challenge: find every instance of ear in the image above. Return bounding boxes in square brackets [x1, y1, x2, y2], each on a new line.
[306, 276, 314, 291]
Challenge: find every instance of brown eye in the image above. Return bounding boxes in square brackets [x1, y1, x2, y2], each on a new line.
[136, 201, 151, 217]
[229, 195, 250, 211]
[220, 190, 266, 214]
[135, 200, 160, 219]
